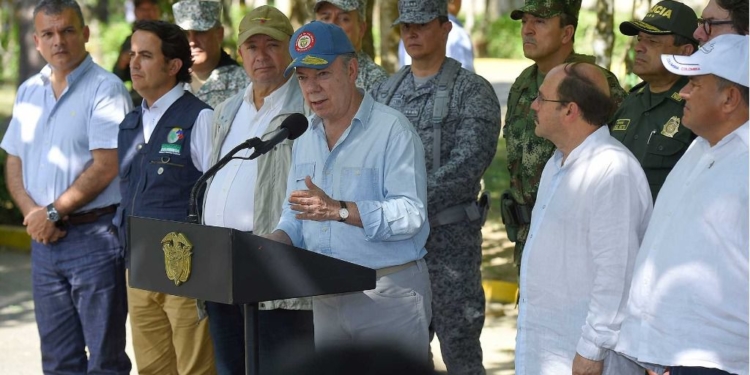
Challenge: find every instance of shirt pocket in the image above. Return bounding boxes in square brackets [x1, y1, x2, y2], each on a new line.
[642, 134, 689, 169]
[340, 167, 379, 201]
[294, 162, 315, 190]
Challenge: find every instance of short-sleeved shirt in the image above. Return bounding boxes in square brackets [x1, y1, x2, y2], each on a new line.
[0, 55, 132, 211]
[609, 77, 695, 200]
[275, 92, 429, 269]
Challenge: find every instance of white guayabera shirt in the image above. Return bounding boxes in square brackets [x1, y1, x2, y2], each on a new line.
[515, 126, 653, 375]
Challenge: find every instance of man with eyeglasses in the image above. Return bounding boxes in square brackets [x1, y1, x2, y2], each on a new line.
[610, 0, 698, 201]
[694, 0, 748, 44]
[515, 61, 652, 375]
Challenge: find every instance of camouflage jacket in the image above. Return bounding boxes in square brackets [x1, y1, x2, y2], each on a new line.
[356, 51, 388, 92]
[371, 58, 501, 213]
[185, 51, 250, 108]
[504, 53, 626, 212]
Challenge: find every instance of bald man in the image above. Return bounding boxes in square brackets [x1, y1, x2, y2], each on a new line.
[515, 63, 652, 375]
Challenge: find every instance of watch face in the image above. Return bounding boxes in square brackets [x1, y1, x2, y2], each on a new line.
[339, 208, 349, 220]
[47, 205, 60, 222]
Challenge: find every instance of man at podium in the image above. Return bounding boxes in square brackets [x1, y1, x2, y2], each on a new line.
[266, 21, 433, 364]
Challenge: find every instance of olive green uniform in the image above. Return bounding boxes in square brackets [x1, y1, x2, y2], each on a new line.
[503, 53, 627, 267]
[610, 77, 695, 200]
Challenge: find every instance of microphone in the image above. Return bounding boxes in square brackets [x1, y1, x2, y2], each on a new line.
[187, 137, 263, 223]
[186, 113, 308, 224]
[249, 113, 308, 159]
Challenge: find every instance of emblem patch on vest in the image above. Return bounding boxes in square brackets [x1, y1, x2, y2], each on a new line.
[613, 119, 630, 131]
[162, 232, 193, 286]
[661, 116, 680, 138]
[167, 127, 184, 143]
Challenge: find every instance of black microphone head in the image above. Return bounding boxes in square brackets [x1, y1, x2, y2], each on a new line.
[280, 113, 309, 140]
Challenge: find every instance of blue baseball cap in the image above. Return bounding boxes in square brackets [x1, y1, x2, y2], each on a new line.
[284, 21, 355, 77]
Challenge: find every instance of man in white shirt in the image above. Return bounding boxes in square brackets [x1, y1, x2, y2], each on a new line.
[115, 20, 216, 375]
[615, 34, 749, 375]
[515, 62, 652, 375]
[201, 6, 313, 375]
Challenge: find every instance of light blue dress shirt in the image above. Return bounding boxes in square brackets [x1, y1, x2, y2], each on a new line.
[0, 55, 132, 211]
[275, 92, 429, 269]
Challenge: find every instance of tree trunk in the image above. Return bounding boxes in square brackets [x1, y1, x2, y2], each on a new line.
[378, 0, 400, 74]
[289, 0, 314, 29]
[362, 0, 375, 59]
[594, 0, 615, 69]
[16, 0, 45, 86]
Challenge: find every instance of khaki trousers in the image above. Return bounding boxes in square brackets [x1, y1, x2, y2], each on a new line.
[126, 272, 216, 375]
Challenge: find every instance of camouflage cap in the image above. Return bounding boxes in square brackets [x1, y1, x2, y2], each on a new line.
[313, 0, 367, 20]
[620, 0, 698, 44]
[238, 5, 294, 44]
[393, 0, 448, 26]
[173, 0, 222, 31]
[510, 0, 582, 20]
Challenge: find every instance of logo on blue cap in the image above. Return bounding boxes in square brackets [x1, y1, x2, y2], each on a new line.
[285, 21, 355, 77]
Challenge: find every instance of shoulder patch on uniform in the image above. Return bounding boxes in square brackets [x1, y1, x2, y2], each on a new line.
[613, 119, 630, 131]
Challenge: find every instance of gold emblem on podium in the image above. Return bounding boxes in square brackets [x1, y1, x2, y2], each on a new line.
[161, 232, 193, 286]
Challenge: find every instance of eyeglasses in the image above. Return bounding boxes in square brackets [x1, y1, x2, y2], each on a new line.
[697, 18, 734, 36]
[533, 94, 569, 105]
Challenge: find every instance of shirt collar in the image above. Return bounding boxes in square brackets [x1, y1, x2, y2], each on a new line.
[706, 121, 750, 148]
[554, 126, 610, 168]
[40, 54, 93, 86]
[309, 89, 372, 130]
[141, 84, 184, 113]
[244, 75, 293, 108]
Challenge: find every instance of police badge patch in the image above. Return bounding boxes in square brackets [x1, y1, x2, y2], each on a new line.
[661, 116, 680, 137]
[161, 232, 193, 286]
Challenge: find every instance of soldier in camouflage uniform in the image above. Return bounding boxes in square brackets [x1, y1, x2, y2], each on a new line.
[313, 0, 388, 90]
[611, 0, 698, 200]
[173, 0, 249, 108]
[503, 0, 627, 269]
[371, 0, 501, 373]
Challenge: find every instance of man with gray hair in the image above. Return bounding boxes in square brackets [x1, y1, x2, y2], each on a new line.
[173, 0, 249, 108]
[313, 0, 388, 91]
[1, 0, 132, 373]
[371, 0, 501, 373]
[267, 20, 433, 364]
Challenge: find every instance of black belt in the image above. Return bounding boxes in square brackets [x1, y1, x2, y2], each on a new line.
[63, 205, 118, 226]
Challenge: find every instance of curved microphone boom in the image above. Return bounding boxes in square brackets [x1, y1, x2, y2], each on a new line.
[187, 113, 309, 224]
[249, 113, 308, 159]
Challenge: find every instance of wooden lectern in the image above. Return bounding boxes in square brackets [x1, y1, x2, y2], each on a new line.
[128, 216, 376, 375]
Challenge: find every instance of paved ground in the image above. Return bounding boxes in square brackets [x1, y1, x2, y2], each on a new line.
[0, 58, 531, 374]
[0, 249, 517, 374]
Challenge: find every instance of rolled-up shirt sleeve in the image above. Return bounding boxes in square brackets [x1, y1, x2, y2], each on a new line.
[359, 126, 428, 241]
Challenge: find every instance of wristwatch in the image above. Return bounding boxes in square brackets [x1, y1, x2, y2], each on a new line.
[46, 203, 61, 223]
[338, 201, 349, 222]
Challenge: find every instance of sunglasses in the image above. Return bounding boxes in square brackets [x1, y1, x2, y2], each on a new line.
[697, 18, 734, 36]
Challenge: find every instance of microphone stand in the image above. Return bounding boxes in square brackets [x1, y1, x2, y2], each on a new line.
[187, 137, 263, 224]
